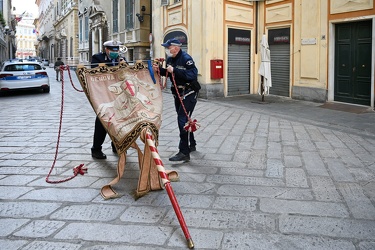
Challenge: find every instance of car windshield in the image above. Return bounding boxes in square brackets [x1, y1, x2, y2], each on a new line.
[4, 64, 42, 71]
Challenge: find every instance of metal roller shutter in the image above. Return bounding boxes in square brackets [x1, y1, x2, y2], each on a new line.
[269, 44, 290, 97]
[227, 44, 250, 96]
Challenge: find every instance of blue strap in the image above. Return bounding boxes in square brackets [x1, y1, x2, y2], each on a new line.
[147, 60, 156, 84]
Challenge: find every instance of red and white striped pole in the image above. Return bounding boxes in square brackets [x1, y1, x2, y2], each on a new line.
[145, 130, 194, 249]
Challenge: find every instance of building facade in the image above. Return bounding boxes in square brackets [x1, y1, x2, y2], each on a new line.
[0, 0, 16, 62]
[31, 0, 375, 108]
[152, 0, 375, 108]
[78, 0, 152, 65]
[14, 12, 37, 60]
[35, 0, 55, 66]
[35, 0, 79, 66]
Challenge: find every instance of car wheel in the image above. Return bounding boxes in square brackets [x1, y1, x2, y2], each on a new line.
[43, 87, 50, 93]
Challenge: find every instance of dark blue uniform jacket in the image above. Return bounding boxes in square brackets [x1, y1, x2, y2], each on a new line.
[159, 50, 198, 94]
[91, 52, 125, 68]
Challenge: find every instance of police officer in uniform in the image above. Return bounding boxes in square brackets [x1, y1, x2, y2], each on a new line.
[154, 38, 199, 162]
[91, 40, 126, 159]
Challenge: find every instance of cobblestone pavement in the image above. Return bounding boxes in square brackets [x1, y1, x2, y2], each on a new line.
[0, 67, 375, 250]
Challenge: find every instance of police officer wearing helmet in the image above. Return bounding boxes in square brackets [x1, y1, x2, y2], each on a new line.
[90, 40, 126, 159]
[91, 40, 126, 68]
[153, 38, 200, 162]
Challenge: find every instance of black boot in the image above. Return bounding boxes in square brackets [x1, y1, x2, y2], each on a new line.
[169, 152, 190, 162]
[91, 148, 106, 159]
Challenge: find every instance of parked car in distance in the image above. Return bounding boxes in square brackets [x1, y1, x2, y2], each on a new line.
[0, 60, 50, 94]
[41, 59, 49, 66]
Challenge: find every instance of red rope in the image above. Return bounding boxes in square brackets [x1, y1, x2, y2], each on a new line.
[168, 71, 200, 132]
[45, 65, 86, 184]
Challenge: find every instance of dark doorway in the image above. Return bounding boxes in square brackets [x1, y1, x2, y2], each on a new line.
[334, 20, 372, 105]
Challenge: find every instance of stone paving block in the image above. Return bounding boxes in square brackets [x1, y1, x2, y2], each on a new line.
[285, 168, 308, 187]
[54, 223, 174, 245]
[19, 187, 100, 202]
[253, 136, 267, 150]
[319, 149, 339, 158]
[207, 174, 284, 186]
[284, 155, 303, 168]
[168, 228, 223, 249]
[268, 131, 280, 142]
[297, 139, 316, 152]
[0, 239, 29, 250]
[152, 194, 215, 208]
[359, 140, 375, 152]
[267, 141, 282, 159]
[247, 150, 267, 169]
[349, 168, 375, 182]
[324, 132, 347, 148]
[338, 182, 375, 220]
[315, 141, 333, 150]
[310, 176, 343, 202]
[279, 215, 375, 240]
[29, 175, 99, 188]
[301, 151, 329, 176]
[326, 159, 355, 182]
[260, 198, 349, 217]
[283, 145, 300, 156]
[13, 220, 66, 238]
[0, 175, 39, 185]
[2, 153, 33, 160]
[84, 245, 166, 250]
[205, 135, 226, 148]
[220, 167, 264, 177]
[0, 165, 33, 174]
[203, 153, 233, 161]
[281, 129, 296, 143]
[221, 231, 355, 250]
[161, 209, 276, 232]
[50, 204, 125, 221]
[174, 172, 207, 182]
[335, 148, 364, 167]
[192, 159, 246, 169]
[21, 241, 82, 250]
[218, 184, 313, 200]
[120, 206, 168, 223]
[165, 182, 217, 195]
[307, 127, 326, 142]
[293, 125, 310, 140]
[0, 186, 34, 199]
[274, 188, 314, 200]
[218, 135, 240, 155]
[232, 149, 251, 162]
[359, 241, 375, 250]
[0, 201, 61, 218]
[0, 218, 29, 236]
[265, 158, 284, 178]
[230, 124, 247, 136]
[212, 196, 257, 211]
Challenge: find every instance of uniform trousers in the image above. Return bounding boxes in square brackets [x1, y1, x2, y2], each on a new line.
[174, 91, 198, 155]
[92, 116, 113, 150]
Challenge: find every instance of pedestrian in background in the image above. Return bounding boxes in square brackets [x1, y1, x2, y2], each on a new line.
[154, 38, 200, 162]
[90, 40, 126, 159]
[54, 58, 64, 81]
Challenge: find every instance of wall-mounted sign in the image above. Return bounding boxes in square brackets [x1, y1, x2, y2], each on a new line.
[301, 38, 317, 45]
[228, 28, 251, 45]
[268, 28, 290, 45]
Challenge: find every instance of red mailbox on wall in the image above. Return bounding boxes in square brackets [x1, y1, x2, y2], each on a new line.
[210, 59, 223, 79]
